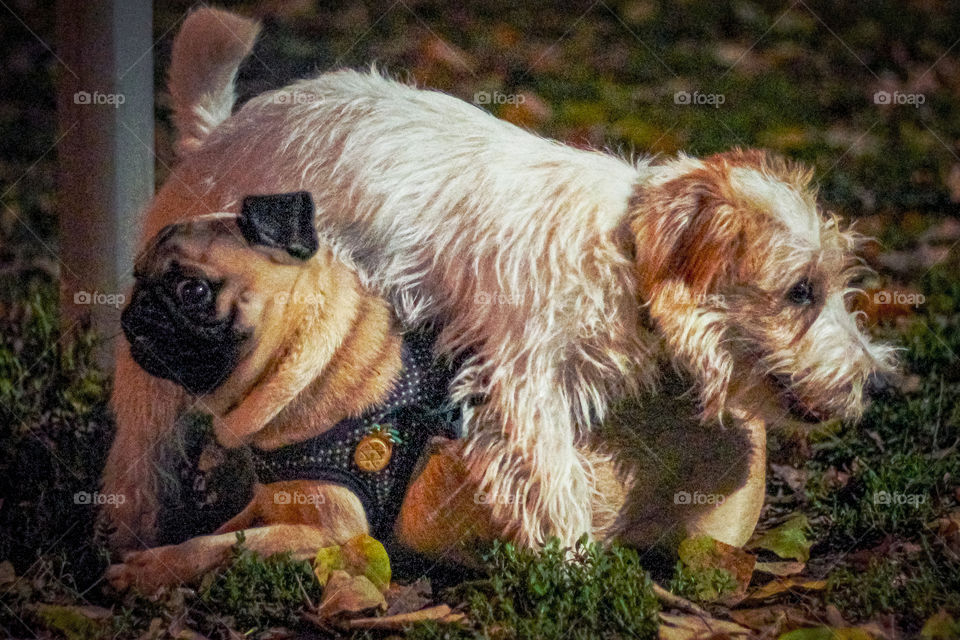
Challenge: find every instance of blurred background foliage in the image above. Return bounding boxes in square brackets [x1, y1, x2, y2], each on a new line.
[5, 0, 960, 295]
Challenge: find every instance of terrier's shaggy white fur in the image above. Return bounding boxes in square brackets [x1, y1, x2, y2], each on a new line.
[104, 7, 895, 550]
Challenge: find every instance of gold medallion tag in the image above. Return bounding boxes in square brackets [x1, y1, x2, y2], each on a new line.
[354, 433, 393, 472]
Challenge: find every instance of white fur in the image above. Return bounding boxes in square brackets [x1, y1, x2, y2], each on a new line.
[730, 167, 820, 247]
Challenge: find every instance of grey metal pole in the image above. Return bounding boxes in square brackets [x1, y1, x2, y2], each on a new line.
[56, 0, 153, 367]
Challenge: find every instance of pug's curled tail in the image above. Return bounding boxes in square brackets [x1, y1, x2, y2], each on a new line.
[168, 7, 261, 157]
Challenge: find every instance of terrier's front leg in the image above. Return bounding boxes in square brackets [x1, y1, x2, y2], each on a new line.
[463, 382, 595, 548]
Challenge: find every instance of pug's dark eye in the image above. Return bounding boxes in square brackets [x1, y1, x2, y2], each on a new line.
[176, 278, 212, 308]
[786, 278, 815, 305]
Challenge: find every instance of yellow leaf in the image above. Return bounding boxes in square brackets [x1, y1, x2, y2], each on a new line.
[313, 534, 391, 591]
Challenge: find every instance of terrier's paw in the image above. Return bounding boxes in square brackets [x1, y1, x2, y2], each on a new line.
[106, 546, 186, 593]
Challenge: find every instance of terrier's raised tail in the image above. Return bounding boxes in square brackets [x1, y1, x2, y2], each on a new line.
[168, 7, 260, 157]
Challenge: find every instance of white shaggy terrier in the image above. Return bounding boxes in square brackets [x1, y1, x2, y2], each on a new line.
[103, 7, 895, 551]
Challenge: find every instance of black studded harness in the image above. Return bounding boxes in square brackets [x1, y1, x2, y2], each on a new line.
[158, 330, 461, 544]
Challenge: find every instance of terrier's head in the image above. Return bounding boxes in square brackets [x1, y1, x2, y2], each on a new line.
[633, 149, 897, 424]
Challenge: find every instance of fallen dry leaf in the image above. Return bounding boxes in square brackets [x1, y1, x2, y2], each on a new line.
[744, 577, 827, 603]
[864, 430, 885, 452]
[313, 570, 387, 621]
[927, 509, 960, 554]
[39, 604, 113, 620]
[729, 605, 813, 635]
[501, 92, 552, 128]
[771, 463, 808, 494]
[314, 534, 391, 591]
[858, 617, 898, 640]
[658, 612, 752, 639]
[779, 626, 880, 639]
[825, 604, 849, 627]
[384, 578, 433, 616]
[652, 583, 710, 617]
[921, 609, 960, 639]
[32, 604, 115, 640]
[747, 514, 812, 562]
[347, 604, 465, 630]
[0, 561, 14, 587]
[677, 535, 756, 604]
[418, 35, 476, 72]
[754, 561, 806, 577]
[920, 216, 960, 243]
[822, 466, 851, 490]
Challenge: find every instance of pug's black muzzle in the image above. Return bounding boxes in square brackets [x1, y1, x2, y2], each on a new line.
[121, 285, 248, 395]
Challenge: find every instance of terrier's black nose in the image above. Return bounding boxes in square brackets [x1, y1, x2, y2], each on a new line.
[866, 372, 891, 399]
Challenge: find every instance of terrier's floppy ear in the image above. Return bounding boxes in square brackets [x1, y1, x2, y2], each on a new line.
[636, 165, 747, 296]
[239, 191, 319, 260]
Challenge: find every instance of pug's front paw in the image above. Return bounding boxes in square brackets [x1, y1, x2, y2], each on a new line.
[106, 546, 188, 594]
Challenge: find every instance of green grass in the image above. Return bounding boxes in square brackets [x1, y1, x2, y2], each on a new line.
[827, 548, 960, 625]
[409, 538, 660, 640]
[0, 281, 113, 586]
[668, 561, 738, 604]
[198, 534, 325, 632]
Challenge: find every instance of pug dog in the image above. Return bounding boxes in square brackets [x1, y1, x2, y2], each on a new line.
[104, 192, 472, 591]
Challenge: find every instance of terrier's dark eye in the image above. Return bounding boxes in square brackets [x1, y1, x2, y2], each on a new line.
[176, 278, 212, 309]
[786, 278, 815, 305]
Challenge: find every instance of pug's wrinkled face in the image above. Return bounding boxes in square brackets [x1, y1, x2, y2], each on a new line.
[121, 192, 319, 396]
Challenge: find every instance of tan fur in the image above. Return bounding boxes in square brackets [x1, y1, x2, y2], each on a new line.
[394, 440, 499, 558]
[104, 209, 444, 591]
[101, 355, 184, 550]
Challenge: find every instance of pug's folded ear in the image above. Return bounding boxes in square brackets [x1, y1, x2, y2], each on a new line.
[239, 191, 319, 260]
